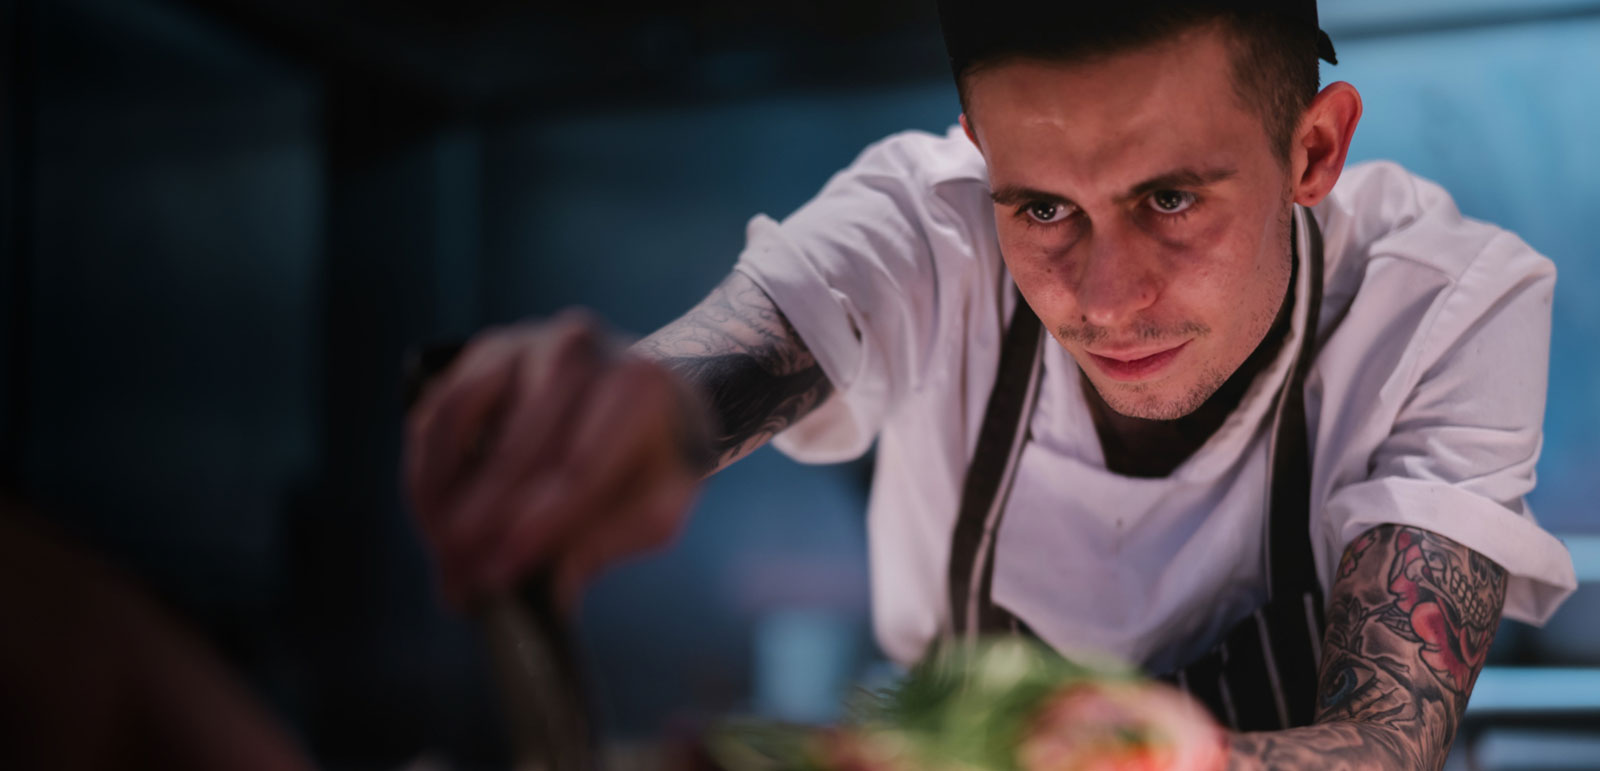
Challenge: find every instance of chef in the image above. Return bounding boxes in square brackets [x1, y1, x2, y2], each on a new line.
[405, 1, 1577, 765]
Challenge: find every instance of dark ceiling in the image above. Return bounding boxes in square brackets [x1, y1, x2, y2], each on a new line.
[172, 0, 952, 115]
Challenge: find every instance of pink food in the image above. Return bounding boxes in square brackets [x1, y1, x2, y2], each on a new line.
[1018, 681, 1228, 771]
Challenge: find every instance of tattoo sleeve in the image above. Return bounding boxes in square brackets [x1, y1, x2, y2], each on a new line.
[1228, 524, 1508, 770]
[632, 271, 834, 474]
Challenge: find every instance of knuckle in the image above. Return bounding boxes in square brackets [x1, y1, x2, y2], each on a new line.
[552, 309, 603, 345]
[552, 306, 597, 327]
[549, 326, 603, 373]
[432, 347, 512, 411]
[456, 331, 512, 373]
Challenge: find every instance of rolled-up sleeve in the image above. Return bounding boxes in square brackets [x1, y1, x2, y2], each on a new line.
[1319, 229, 1576, 625]
[733, 132, 956, 464]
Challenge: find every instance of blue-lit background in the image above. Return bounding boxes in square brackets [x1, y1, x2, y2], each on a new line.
[2, 0, 1596, 768]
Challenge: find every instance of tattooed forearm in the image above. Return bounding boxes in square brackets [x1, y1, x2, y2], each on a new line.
[1228, 722, 1410, 770]
[1227, 525, 1507, 770]
[633, 271, 834, 473]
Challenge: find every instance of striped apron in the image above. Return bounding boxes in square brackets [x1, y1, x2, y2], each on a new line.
[944, 211, 1327, 731]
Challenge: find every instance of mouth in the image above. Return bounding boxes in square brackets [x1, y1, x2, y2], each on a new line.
[1085, 340, 1191, 382]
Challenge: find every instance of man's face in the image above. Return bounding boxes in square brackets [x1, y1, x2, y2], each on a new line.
[963, 24, 1296, 420]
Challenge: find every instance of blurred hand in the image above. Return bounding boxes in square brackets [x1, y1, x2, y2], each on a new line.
[405, 310, 709, 609]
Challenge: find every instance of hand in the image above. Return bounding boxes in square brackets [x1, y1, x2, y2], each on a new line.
[404, 310, 709, 609]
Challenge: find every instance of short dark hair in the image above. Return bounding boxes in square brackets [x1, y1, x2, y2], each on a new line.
[945, 6, 1321, 165]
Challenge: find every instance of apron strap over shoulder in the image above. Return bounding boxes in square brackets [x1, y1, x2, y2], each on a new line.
[1250, 208, 1329, 727]
[945, 285, 1044, 643]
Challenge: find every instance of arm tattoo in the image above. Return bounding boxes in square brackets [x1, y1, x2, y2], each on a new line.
[1228, 525, 1508, 771]
[633, 272, 834, 473]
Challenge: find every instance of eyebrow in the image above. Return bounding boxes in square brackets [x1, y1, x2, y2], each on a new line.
[988, 165, 1239, 208]
[1123, 166, 1237, 201]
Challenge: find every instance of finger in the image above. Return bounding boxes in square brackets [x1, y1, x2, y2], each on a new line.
[442, 319, 608, 550]
[485, 313, 610, 480]
[407, 332, 541, 608]
[410, 311, 592, 515]
[470, 358, 680, 588]
[550, 471, 698, 612]
[407, 311, 614, 612]
[563, 357, 686, 476]
[404, 332, 517, 530]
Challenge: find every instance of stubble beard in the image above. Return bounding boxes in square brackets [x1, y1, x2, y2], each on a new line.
[1093, 357, 1236, 420]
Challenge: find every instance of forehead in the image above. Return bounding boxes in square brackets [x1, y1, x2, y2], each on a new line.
[963, 24, 1270, 193]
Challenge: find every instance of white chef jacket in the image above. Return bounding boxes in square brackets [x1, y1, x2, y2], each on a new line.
[732, 125, 1578, 672]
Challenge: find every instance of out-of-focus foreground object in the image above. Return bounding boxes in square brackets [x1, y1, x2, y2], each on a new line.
[0, 496, 316, 771]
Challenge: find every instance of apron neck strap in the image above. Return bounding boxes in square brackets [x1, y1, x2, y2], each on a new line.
[944, 205, 1328, 641]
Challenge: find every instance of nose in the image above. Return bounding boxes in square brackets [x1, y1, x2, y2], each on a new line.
[1071, 228, 1161, 328]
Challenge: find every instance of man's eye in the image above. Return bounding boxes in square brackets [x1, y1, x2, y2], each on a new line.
[1025, 202, 1072, 224]
[1148, 190, 1196, 215]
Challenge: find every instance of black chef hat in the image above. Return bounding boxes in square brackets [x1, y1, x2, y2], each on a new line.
[938, 0, 1338, 81]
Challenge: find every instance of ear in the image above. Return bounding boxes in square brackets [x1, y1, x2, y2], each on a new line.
[960, 113, 980, 149]
[1290, 81, 1363, 208]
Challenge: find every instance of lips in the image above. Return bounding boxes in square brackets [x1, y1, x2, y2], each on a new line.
[1085, 340, 1190, 382]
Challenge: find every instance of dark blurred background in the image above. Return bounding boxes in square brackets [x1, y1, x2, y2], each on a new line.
[2, 0, 1597, 769]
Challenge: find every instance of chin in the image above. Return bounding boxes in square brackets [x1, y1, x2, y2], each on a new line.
[1093, 374, 1220, 421]
[1100, 389, 1203, 421]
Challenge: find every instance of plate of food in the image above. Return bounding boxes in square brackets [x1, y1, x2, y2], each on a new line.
[706, 638, 1227, 771]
